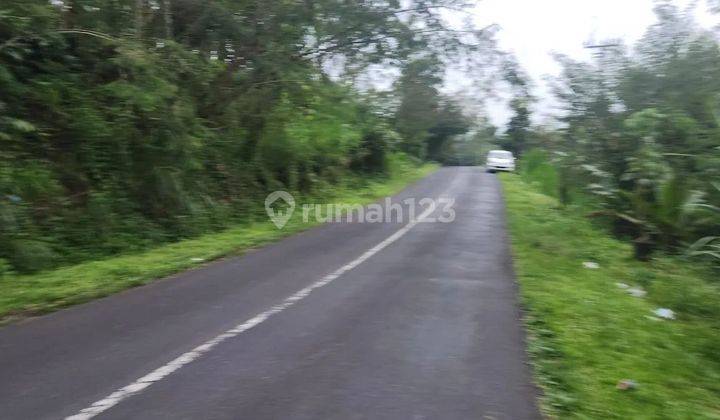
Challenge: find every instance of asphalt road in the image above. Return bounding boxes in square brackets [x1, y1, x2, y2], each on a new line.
[0, 167, 540, 420]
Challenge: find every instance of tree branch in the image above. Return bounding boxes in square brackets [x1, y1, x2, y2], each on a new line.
[56, 29, 117, 42]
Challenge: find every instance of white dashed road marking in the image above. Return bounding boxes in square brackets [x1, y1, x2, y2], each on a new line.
[66, 204, 436, 420]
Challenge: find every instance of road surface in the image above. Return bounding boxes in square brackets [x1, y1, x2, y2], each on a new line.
[0, 167, 540, 419]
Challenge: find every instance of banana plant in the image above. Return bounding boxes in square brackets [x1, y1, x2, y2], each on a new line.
[688, 236, 720, 261]
[582, 149, 701, 260]
[686, 182, 720, 263]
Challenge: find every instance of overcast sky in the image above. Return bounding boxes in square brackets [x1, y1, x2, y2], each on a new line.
[452, 0, 720, 127]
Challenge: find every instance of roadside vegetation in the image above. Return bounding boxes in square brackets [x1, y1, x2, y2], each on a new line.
[1, 0, 502, 321]
[0, 0, 501, 278]
[501, 173, 720, 419]
[0, 157, 436, 322]
[497, 4, 720, 268]
[497, 9, 720, 414]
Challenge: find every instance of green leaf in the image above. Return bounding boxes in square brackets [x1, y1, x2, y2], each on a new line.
[9, 119, 36, 133]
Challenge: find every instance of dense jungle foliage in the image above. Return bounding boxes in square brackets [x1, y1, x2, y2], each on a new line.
[0, 0, 495, 274]
[508, 3, 720, 265]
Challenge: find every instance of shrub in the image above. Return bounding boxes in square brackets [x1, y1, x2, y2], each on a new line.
[520, 149, 560, 199]
[9, 240, 58, 273]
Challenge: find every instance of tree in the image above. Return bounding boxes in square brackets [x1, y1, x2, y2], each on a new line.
[500, 57, 534, 156]
[394, 57, 444, 158]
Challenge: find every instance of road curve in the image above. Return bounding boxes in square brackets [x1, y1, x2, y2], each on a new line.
[0, 167, 540, 420]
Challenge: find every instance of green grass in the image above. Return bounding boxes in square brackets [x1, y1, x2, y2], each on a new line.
[500, 173, 720, 419]
[0, 163, 437, 323]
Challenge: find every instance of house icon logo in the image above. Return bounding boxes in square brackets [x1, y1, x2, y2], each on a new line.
[265, 191, 295, 229]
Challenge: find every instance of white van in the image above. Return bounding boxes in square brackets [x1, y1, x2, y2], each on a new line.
[486, 150, 516, 172]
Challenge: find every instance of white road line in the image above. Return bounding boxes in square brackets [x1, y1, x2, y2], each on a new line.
[66, 204, 436, 420]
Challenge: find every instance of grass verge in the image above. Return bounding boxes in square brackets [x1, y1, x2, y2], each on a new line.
[500, 173, 720, 419]
[0, 162, 437, 323]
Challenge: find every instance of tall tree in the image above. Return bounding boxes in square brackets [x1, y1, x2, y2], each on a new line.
[501, 57, 534, 156]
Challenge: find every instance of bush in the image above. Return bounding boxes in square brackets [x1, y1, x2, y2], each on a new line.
[9, 240, 58, 274]
[520, 149, 560, 199]
[0, 258, 12, 278]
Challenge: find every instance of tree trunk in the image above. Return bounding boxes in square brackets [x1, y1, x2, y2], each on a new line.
[162, 0, 173, 39]
[63, 0, 76, 30]
[135, 0, 144, 40]
[633, 234, 655, 261]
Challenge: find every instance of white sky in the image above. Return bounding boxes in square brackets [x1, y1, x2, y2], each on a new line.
[453, 0, 720, 127]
